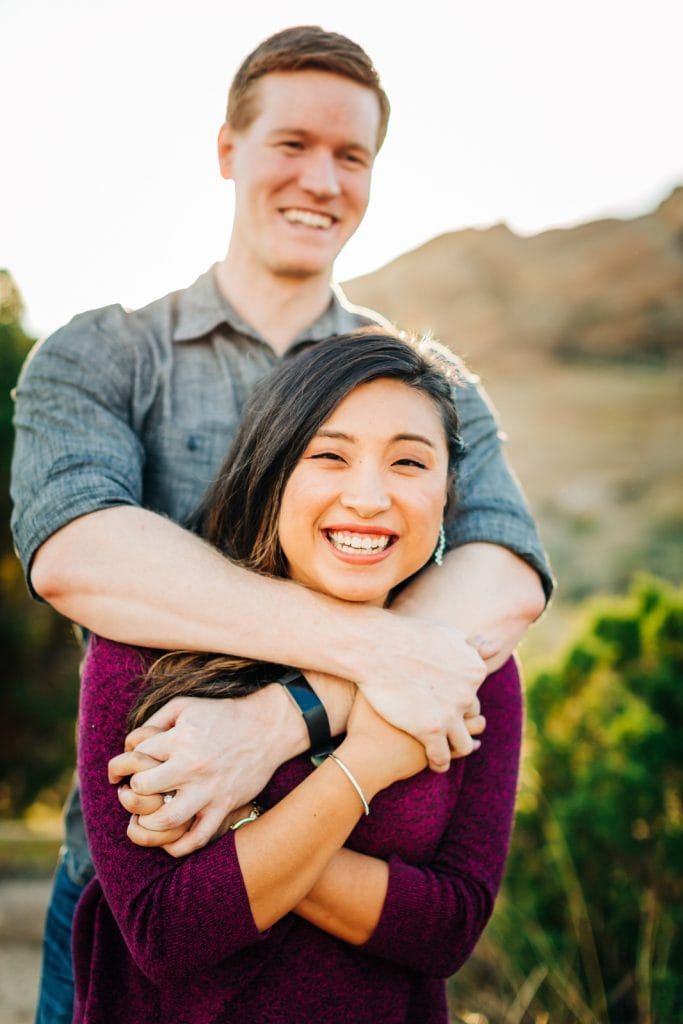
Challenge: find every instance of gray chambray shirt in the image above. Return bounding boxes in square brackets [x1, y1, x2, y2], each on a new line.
[11, 266, 552, 884]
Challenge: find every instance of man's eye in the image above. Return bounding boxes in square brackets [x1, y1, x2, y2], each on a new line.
[281, 140, 304, 151]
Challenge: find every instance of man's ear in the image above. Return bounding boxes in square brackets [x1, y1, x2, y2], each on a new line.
[217, 122, 235, 180]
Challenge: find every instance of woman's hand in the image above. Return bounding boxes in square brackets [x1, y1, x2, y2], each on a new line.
[110, 728, 190, 849]
[344, 690, 486, 794]
[345, 692, 428, 790]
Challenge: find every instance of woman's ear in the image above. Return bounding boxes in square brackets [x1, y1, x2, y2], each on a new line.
[217, 122, 235, 180]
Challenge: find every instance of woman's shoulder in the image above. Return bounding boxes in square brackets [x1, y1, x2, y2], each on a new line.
[82, 635, 157, 697]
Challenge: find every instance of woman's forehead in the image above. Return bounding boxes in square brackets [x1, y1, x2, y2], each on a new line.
[320, 378, 447, 442]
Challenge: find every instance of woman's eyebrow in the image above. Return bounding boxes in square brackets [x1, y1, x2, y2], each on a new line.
[315, 428, 436, 449]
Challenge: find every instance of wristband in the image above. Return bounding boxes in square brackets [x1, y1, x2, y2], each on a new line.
[279, 669, 334, 767]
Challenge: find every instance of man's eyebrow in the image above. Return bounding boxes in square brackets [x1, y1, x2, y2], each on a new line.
[315, 429, 436, 449]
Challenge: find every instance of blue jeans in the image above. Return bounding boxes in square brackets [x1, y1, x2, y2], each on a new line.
[35, 859, 85, 1024]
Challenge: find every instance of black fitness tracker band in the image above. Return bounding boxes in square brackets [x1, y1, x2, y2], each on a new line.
[279, 669, 334, 766]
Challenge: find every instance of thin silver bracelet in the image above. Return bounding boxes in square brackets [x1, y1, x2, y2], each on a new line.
[327, 753, 370, 816]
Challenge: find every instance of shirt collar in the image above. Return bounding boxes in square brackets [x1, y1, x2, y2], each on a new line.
[172, 266, 370, 348]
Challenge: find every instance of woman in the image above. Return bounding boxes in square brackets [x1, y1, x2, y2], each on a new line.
[73, 329, 523, 1024]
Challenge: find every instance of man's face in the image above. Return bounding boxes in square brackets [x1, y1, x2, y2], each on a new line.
[219, 70, 381, 280]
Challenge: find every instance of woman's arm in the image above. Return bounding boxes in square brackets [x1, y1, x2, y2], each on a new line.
[293, 658, 523, 976]
[78, 636, 426, 984]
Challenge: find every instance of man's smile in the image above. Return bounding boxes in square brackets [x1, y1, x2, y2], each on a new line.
[281, 208, 337, 230]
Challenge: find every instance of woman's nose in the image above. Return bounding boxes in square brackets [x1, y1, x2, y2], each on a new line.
[340, 468, 391, 517]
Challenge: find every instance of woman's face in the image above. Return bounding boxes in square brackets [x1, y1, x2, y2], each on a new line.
[278, 377, 450, 604]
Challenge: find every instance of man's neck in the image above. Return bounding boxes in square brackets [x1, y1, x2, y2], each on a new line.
[215, 251, 334, 356]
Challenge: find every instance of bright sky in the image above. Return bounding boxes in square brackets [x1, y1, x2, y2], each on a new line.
[2, 0, 682, 335]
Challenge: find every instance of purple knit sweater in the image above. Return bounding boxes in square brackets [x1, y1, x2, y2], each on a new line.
[74, 636, 522, 1024]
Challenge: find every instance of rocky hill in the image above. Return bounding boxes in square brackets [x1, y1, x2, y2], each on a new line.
[345, 189, 683, 629]
[345, 187, 683, 370]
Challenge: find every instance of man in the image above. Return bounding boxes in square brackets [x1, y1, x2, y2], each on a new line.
[11, 26, 551, 1023]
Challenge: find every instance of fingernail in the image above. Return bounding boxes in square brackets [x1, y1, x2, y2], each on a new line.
[473, 739, 482, 750]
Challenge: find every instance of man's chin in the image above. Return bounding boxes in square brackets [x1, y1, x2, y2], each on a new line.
[269, 259, 333, 281]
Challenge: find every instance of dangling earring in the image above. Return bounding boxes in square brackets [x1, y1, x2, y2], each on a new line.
[433, 523, 446, 566]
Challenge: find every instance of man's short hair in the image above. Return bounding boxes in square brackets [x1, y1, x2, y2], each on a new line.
[226, 25, 390, 151]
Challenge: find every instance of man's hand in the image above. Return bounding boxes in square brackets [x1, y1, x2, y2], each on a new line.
[107, 683, 307, 856]
[352, 613, 488, 772]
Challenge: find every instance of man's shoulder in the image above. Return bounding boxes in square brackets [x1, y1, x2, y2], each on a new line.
[330, 285, 394, 333]
[26, 282, 189, 370]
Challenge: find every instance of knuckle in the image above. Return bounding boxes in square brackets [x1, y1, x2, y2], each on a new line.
[154, 808, 181, 829]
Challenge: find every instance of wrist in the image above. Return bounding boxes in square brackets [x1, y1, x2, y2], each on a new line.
[256, 683, 310, 768]
[334, 735, 392, 802]
[327, 601, 398, 689]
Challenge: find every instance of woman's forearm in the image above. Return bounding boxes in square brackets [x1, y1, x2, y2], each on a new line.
[295, 847, 388, 944]
[234, 735, 396, 932]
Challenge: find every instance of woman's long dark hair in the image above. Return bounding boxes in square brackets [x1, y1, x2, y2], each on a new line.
[128, 328, 466, 728]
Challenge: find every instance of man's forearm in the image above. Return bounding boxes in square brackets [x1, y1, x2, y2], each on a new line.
[32, 506, 385, 681]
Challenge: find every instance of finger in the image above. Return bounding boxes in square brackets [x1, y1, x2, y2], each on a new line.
[447, 720, 476, 760]
[141, 697, 188, 731]
[108, 749, 162, 784]
[161, 808, 228, 858]
[128, 760, 187, 797]
[117, 784, 165, 816]
[464, 714, 486, 738]
[463, 696, 481, 719]
[423, 734, 451, 773]
[137, 791, 203, 832]
[132, 731, 175, 762]
[127, 814, 187, 849]
[125, 724, 164, 753]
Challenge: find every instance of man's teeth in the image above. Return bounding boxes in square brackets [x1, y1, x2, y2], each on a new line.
[283, 208, 334, 229]
[327, 531, 391, 554]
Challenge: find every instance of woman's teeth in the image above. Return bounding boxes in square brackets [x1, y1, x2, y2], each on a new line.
[327, 530, 391, 554]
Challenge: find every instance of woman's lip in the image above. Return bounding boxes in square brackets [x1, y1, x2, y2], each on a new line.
[323, 524, 398, 537]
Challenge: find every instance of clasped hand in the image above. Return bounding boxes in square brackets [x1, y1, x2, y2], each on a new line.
[110, 683, 486, 857]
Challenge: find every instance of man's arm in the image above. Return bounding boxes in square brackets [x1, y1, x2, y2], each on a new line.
[32, 504, 488, 754]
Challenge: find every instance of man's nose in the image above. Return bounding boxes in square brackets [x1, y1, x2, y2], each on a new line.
[299, 149, 341, 199]
[340, 467, 391, 518]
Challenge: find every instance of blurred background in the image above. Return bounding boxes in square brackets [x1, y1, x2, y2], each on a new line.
[1, 1, 681, 1022]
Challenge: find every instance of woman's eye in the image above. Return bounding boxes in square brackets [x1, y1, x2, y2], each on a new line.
[395, 458, 427, 469]
[310, 451, 344, 462]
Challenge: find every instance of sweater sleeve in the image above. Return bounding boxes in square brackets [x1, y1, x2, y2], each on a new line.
[361, 657, 523, 977]
[76, 635, 273, 986]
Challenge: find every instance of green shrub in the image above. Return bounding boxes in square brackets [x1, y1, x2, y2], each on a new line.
[489, 577, 682, 1023]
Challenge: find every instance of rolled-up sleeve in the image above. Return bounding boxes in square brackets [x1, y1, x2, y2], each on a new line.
[448, 371, 554, 600]
[10, 308, 148, 593]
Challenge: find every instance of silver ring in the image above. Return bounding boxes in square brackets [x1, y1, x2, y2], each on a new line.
[162, 792, 175, 804]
